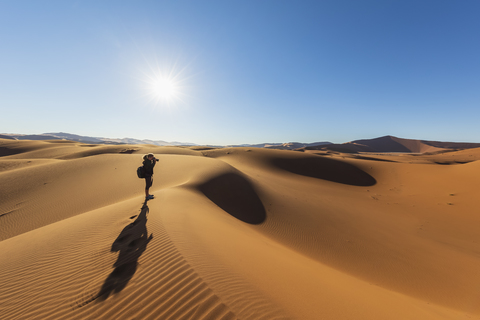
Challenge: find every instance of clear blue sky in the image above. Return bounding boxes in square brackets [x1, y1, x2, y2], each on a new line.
[1, 0, 479, 145]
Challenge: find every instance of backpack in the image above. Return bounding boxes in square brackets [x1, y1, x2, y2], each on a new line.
[137, 166, 145, 179]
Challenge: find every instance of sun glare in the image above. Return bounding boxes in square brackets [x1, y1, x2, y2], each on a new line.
[151, 77, 178, 100]
[138, 60, 191, 108]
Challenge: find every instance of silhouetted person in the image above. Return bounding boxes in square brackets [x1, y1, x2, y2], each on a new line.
[143, 153, 159, 200]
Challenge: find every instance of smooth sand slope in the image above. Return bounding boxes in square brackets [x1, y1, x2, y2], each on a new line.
[0, 139, 479, 320]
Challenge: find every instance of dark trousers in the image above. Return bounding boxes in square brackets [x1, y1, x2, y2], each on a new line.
[145, 175, 153, 189]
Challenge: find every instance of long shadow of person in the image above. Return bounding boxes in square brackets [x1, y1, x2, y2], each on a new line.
[96, 201, 153, 302]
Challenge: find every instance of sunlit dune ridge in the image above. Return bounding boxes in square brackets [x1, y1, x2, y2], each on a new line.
[1, 138, 479, 320]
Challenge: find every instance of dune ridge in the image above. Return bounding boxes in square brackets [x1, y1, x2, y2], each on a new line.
[304, 135, 480, 153]
[1, 138, 479, 319]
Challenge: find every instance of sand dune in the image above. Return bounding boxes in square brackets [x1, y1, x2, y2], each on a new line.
[307, 135, 480, 153]
[1, 138, 479, 319]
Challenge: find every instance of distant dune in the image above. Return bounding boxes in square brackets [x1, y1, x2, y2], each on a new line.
[1, 138, 479, 319]
[304, 135, 480, 153]
[0, 134, 16, 140]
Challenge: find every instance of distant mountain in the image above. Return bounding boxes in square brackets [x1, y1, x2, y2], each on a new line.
[1, 133, 329, 149]
[43, 132, 106, 143]
[104, 138, 172, 145]
[229, 141, 332, 150]
[3, 134, 63, 141]
[46, 133, 198, 146]
[2, 133, 479, 153]
[304, 136, 480, 153]
[1, 132, 198, 146]
[0, 134, 16, 140]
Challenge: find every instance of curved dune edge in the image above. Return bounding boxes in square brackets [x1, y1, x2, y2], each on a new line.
[269, 155, 376, 186]
[196, 171, 266, 224]
[1, 139, 480, 319]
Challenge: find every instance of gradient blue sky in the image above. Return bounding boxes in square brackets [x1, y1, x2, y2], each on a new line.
[1, 0, 479, 145]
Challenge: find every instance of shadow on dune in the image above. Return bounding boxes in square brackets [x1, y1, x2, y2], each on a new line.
[198, 172, 266, 224]
[96, 201, 153, 302]
[271, 156, 376, 186]
[434, 161, 474, 165]
[0, 147, 22, 157]
[352, 155, 397, 163]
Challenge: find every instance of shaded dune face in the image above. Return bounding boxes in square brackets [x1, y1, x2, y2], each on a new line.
[352, 155, 397, 162]
[198, 172, 266, 224]
[270, 156, 376, 186]
[0, 147, 18, 157]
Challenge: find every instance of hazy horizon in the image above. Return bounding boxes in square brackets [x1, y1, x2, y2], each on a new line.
[3, 131, 480, 147]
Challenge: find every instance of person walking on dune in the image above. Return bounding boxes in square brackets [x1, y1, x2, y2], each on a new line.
[143, 153, 158, 200]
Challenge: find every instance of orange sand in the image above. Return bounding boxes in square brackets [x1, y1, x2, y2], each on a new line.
[0, 138, 479, 319]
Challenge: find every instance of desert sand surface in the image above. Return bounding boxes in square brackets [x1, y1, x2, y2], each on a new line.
[1, 138, 479, 320]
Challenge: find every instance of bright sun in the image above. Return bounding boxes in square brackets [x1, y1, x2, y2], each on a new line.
[139, 62, 190, 107]
[151, 77, 178, 100]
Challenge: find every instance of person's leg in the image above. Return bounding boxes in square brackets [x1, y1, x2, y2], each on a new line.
[150, 177, 154, 195]
[145, 176, 151, 198]
[145, 176, 153, 199]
